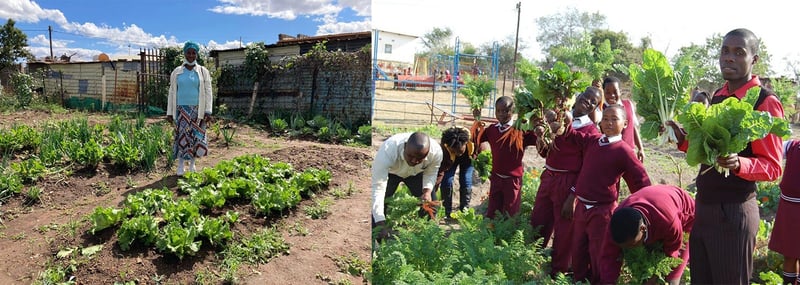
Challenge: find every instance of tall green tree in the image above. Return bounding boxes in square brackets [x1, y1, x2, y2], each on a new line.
[479, 35, 526, 77]
[550, 33, 617, 83]
[672, 33, 773, 92]
[420, 27, 454, 57]
[535, 7, 606, 61]
[0, 19, 32, 73]
[591, 29, 644, 80]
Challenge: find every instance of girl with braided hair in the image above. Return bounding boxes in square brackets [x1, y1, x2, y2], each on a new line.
[434, 126, 475, 219]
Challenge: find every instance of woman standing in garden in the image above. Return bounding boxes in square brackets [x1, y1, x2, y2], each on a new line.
[166, 41, 213, 176]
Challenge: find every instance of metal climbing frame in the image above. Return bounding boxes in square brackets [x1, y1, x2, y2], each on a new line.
[372, 30, 500, 122]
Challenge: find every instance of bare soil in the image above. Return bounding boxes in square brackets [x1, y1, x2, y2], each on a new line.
[0, 110, 373, 285]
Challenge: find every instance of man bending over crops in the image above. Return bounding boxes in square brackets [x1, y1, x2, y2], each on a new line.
[666, 28, 784, 284]
[550, 105, 651, 284]
[529, 86, 602, 277]
[371, 132, 443, 241]
[599, 184, 695, 285]
[477, 96, 538, 218]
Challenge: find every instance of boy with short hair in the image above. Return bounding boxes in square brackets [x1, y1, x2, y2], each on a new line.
[477, 96, 538, 218]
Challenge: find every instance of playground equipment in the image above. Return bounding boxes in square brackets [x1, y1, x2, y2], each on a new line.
[372, 30, 500, 124]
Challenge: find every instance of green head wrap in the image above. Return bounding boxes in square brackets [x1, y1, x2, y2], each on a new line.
[183, 41, 200, 54]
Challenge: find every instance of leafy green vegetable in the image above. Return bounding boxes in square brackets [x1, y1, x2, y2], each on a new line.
[89, 206, 126, 234]
[156, 222, 201, 259]
[677, 86, 791, 176]
[195, 216, 233, 246]
[117, 215, 159, 251]
[472, 150, 492, 183]
[514, 60, 589, 132]
[629, 48, 695, 144]
[619, 242, 683, 284]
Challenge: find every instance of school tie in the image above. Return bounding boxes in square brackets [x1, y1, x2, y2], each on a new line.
[598, 136, 610, 146]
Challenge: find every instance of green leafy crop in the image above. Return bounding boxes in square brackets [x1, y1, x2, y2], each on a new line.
[629, 48, 694, 143]
[676, 87, 790, 175]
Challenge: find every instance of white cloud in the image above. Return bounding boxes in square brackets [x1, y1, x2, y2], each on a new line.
[0, 0, 67, 25]
[27, 46, 103, 62]
[207, 40, 244, 51]
[315, 14, 370, 35]
[337, 0, 370, 16]
[209, 0, 341, 20]
[29, 34, 72, 48]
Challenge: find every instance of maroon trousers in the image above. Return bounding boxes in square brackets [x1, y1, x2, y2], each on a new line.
[529, 169, 576, 274]
[572, 201, 616, 284]
[485, 173, 522, 218]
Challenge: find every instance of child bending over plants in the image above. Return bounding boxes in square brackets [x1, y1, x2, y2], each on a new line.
[768, 139, 800, 285]
[599, 184, 694, 285]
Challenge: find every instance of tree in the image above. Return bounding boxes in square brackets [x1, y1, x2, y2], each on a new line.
[243, 42, 269, 118]
[535, 7, 606, 61]
[550, 33, 617, 84]
[671, 33, 773, 92]
[0, 19, 32, 74]
[420, 27, 454, 57]
[479, 35, 526, 77]
[591, 29, 643, 80]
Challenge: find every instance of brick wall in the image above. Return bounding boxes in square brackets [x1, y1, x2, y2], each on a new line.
[216, 50, 372, 126]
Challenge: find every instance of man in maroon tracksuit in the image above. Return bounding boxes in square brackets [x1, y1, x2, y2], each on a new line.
[555, 105, 651, 284]
[598, 185, 695, 285]
[529, 87, 601, 276]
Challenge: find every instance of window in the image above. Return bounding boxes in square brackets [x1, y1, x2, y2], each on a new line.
[78, 79, 89, 94]
[384, 44, 392, 54]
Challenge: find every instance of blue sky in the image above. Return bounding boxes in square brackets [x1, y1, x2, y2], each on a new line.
[3, 0, 371, 62]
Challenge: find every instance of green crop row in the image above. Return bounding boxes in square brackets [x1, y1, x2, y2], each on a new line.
[88, 154, 331, 259]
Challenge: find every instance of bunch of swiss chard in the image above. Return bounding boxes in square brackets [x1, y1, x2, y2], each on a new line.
[676, 86, 791, 176]
[629, 48, 695, 144]
[512, 60, 589, 149]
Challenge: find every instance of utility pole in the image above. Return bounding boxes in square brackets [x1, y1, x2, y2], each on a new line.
[511, 2, 521, 90]
[48, 25, 54, 62]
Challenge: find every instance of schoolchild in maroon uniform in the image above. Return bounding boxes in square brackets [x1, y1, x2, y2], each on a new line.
[478, 96, 538, 218]
[529, 87, 601, 276]
[553, 105, 651, 284]
[602, 76, 645, 162]
[598, 184, 695, 285]
[769, 139, 800, 285]
[667, 28, 784, 284]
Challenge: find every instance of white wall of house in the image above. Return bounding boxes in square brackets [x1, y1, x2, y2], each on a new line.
[373, 30, 420, 65]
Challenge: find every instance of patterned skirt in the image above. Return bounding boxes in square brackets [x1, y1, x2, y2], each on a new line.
[173, 105, 208, 160]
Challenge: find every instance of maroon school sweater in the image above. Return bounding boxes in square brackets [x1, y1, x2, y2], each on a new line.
[780, 140, 800, 197]
[599, 185, 695, 283]
[545, 123, 599, 172]
[480, 124, 537, 177]
[564, 126, 651, 203]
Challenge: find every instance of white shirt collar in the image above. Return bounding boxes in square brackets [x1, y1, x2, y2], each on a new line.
[598, 134, 623, 146]
[572, 115, 593, 129]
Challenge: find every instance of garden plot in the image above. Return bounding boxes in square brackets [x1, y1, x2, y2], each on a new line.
[0, 110, 373, 285]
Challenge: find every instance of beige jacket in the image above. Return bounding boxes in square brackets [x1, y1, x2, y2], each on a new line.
[167, 64, 213, 120]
